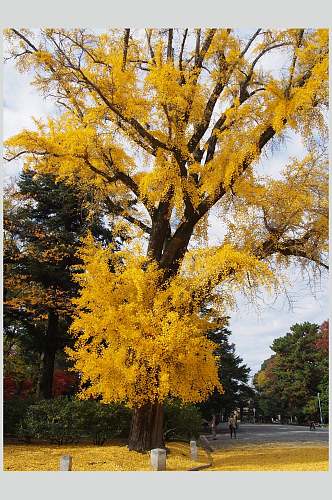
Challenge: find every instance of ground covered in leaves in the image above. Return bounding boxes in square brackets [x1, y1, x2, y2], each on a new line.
[208, 443, 329, 471]
[3, 441, 198, 471]
[3, 442, 328, 471]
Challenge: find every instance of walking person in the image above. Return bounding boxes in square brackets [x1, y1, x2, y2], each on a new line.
[309, 420, 316, 431]
[210, 413, 217, 440]
[228, 414, 237, 439]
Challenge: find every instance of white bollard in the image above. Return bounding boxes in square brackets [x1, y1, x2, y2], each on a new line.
[60, 455, 72, 471]
[190, 440, 198, 460]
[150, 448, 166, 471]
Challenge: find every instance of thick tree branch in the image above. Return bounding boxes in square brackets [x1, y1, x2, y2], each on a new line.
[188, 79, 226, 153]
[195, 29, 201, 66]
[147, 187, 173, 261]
[179, 29, 188, 73]
[167, 29, 173, 62]
[255, 230, 329, 270]
[122, 28, 130, 71]
[11, 28, 38, 52]
[286, 29, 305, 96]
[145, 29, 155, 63]
[240, 29, 262, 58]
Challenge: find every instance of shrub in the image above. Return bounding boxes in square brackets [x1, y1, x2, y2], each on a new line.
[71, 400, 132, 445]
[18, 398, 81, 444]
[5, 397, 202, 444]
[164, 400, 203, 441]
[17, 398, 132, 445]
[3, 397, 35, 436]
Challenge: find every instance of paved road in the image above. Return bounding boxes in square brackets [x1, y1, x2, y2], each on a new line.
[203, 423, 329, 450]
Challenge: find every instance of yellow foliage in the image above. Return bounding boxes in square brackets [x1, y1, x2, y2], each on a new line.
[67, 234, 226, 406]
[3, 442, 199, 471]
[3, 442, 328, 472]
[208, 443, 328, 472]
[4, 28, 328, 410]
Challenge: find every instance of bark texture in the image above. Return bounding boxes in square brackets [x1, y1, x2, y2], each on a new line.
[39, 310, 58, 399]
[128, 402, 164, 451]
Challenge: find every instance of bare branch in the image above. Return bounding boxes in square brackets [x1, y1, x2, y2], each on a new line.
[240, 29, 262, 58]
[179, 28, 188, 72]
[188, 78, 226, 153]
[183, 29, 216, 123]
[104, 197, 151, 234]
[145, 29, 155, 63]
[11, 28, 38, 52]
[286, 29, 305, 96]
[122, 28, 130, 71]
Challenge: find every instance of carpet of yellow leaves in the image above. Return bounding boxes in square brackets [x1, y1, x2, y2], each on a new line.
[207, 443, 329, 471]
[3, 442, 328, 472]
[3, 441, 198, 471]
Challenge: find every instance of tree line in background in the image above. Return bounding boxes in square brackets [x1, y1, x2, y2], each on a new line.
[254, 321, 329, 424]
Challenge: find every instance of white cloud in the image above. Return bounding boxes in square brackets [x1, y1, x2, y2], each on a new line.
[229, 272, 329, 376]
[3, 62, 57, 182]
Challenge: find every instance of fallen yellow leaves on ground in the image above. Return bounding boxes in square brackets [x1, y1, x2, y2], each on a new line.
[3, 441, 199, 471]
[3, 442, 328, 472]
[208, 443, 329, 471]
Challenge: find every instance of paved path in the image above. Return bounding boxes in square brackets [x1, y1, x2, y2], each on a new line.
[203, 423, 329, 450]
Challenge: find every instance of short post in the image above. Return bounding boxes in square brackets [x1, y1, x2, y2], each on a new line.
[59, 455, 72, 471]
[190, 440, 198, 460]
[150, 448, 166, 471]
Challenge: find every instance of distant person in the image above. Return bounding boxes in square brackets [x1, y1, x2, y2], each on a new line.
[210, 414, 217, 440]
[228, 415, 237, 439]
[234, 414, 239, 429]
[309, 420, 316, 431]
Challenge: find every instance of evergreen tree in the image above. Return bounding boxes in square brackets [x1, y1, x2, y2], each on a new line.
[254, 321, 329, 422]
[4, 170, 118, 398]
[199, 324, 254, 421]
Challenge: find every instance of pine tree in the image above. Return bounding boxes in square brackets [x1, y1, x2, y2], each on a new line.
[4, 170, 118, 398]
[199, 324, 254, 421]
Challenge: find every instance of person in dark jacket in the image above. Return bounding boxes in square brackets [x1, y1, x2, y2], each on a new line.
[309, 420, 316, 431]
[228, 415, 237, 439]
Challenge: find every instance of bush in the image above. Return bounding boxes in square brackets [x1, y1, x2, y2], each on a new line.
[5, 397, 202, 444]
[72, 400, 132, 445]
[3, 397, 35, 436]
[18, 398, 81, 444]
[164, 400, 203, 441]
[17, 398, 132, 445]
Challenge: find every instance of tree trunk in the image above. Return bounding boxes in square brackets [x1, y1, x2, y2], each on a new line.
[40, 310, 58, 399]
[128, 402, 164, 452]
[127, 213, 194, 451]
[35, 352, 44, 398]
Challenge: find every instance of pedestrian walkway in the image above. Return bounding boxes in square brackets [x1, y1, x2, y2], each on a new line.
[201, 423, 329, 451]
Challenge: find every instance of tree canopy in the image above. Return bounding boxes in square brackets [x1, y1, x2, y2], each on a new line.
[3, 170, 117, 397]
[254, 321, 329, 422]
[4, 28, 329, 450]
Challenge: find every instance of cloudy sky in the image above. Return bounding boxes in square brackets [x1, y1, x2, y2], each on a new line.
[3, 35, 329, 378]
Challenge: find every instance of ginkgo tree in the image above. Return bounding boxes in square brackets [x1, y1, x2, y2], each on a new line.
[4, 28, 328, 451]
